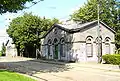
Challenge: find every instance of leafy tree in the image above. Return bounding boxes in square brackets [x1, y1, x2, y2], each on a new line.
[0, 42, 6, 56]
[0, 0, 44, 14]
[7, 13, 60, 57]
[71, 0, 120, 50]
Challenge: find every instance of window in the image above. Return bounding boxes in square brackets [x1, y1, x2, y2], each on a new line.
[105, 37, 110, 43]
[60, 44, 64, 56]
[48, 39, 52, 56]
[86, 43, 93, 57]
[54, 38, 58, 44]
[48, 45, 50, 55]
[60, 38, 65, 57]
[105, 43, 110, 54]
[105, 37, 110, 54]
[86, 36, 93, 57]
[53, 38, 59, 59]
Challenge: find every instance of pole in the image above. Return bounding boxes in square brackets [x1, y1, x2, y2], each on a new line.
[97, 0, 101, 63]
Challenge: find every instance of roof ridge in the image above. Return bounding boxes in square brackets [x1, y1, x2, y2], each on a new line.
[42, 20, 115, 38]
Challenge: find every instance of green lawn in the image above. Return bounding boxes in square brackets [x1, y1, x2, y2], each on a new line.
[0, 70, 36, 81]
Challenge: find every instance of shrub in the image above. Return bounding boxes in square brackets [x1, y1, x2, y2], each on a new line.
[0, 51, 2, 56]
[102, 54, 120, 65]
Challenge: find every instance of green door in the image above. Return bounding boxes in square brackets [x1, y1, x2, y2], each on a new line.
[54, 45, 58, 59]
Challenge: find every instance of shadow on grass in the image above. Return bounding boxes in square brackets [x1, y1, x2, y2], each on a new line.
[0, 59, 73, 76]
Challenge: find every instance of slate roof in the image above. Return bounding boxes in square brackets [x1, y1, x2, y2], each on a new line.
[42, 20, 115, 38]
[57, 20, 97, 29]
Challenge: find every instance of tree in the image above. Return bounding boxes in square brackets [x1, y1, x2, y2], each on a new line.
[71, 0, 120, 50]
[0, 0, 43, 14]
[7, 13, 60, 57]
[0, 42, 6, 56]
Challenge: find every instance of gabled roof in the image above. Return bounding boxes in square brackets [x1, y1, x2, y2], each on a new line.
[42, 20, 115, 38]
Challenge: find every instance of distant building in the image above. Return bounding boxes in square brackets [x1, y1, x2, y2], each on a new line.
[41, 20, 115, 62]
[5, 39, 17, 57]
[0, 30, 8, 51]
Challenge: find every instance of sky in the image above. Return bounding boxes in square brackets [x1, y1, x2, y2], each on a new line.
[0, 0, 87, 49]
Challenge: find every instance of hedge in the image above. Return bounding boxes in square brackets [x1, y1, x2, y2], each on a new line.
[0, 51, 2, 56]
[102, 54, 120, 65]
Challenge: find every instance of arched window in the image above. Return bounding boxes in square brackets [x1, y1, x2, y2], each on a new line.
[86, 36, 93, 57]
[60, 38, 65, 44]
[105, 37, 110, 54]
[105, 37, 110, 43]
[48, 39, 52, 56]
[60, 38, 65, 57]
[54, 38, 58, 44]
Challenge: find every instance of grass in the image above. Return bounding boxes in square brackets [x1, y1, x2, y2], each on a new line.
[0, 70, 36, 81]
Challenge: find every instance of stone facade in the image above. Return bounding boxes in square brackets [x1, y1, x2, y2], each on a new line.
[41, 21, 115, 62]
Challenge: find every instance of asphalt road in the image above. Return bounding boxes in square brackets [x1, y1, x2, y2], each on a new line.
[0, 57, 120, 81]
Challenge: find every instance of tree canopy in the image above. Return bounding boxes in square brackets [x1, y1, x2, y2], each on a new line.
[71, 0, 120, 49]
[0, 0, 42, 14]
[7, 13, 60, 52]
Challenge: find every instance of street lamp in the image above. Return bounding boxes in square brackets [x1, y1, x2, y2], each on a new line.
[97, 0, 101, 63]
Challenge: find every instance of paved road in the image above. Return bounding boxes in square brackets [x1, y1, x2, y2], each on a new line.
[0, 57, 120, 81]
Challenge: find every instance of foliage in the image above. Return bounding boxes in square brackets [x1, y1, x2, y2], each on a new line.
[7, 13, 60, 53]
[102, 54, 120, 65]
[71, 0, 120, 28]
[1, 42, 6, 56]
[115, 48, 120, 54]
[0, 70, 36, 81]
[0, 0, 35, 14]
[71, 0, 120, 48]
[0, 51, 2, 56]
[0, 42, 6, 56]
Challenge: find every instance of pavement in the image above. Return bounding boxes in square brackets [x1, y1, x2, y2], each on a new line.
[32, 59, 120, 71]
[0, 56, 120, 81]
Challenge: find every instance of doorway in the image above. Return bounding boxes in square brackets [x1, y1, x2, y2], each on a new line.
[54, 44, 58, 59]
[53, 38, 58, 59]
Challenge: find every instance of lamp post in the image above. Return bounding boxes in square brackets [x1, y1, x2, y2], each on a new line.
[97, 0, 101, 63]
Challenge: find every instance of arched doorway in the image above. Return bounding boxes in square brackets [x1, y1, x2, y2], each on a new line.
[54, 38, 58, 59]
